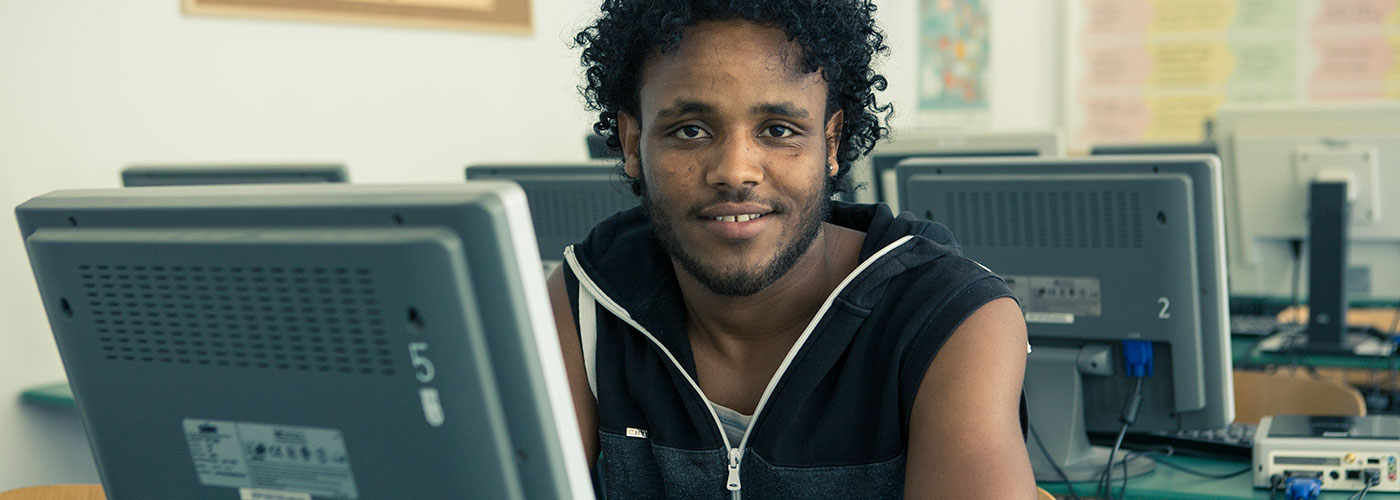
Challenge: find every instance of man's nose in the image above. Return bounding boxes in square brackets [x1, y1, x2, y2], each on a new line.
[706, 135, 764, 189]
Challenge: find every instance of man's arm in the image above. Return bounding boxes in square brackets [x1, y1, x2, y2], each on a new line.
[546, 266, 600, 469]
[905, 297, 1036, 499]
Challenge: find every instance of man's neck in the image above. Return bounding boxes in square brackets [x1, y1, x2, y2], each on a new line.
[676, 222, 865, 363]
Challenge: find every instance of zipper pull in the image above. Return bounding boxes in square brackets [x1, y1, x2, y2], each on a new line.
[726, 447, 742, 491]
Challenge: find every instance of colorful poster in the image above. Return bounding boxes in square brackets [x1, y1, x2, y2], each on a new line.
[1069, 0, 1299, 146]
[918, 0, 992, 125]
[1308, 0, 1400, 99]
[1066, 0, 1400, 148]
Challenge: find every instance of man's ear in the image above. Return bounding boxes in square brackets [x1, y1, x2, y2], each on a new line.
[825, 109, 844, 177]
[618, 111, 642, 179]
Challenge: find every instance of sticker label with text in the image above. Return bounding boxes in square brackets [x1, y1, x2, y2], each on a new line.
[184, 419, 358, 499]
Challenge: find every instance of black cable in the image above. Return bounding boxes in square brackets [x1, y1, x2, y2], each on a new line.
[1143, 454, 1252, 479]
[1027, 419, 1081, 500]
[1098, 378, 1143, 497]
[1290, 238, 1304, 325]
[1348, 469, 1382, 500]
[1097, 445, 1251, 500]
[1118, 450, 1131, 500]
[1117, 442, 1253, 479]
[1286, 238, 1308, 373]
[1345, 480, 1371, 500]
[1088, 450, 1143, 500]
[1098, 420, 1131, 497]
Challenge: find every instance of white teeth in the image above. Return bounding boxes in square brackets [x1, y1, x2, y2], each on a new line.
[711, 213, 763, 223]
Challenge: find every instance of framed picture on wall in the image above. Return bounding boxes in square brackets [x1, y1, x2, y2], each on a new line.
[183, 0, 532, 34]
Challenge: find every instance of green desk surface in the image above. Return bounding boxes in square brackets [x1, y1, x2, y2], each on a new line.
[1039, 455, 1400, 499]
[19, 381, 74, 407]
[1233, 335, 1400, 370]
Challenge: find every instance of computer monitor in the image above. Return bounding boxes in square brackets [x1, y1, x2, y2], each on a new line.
[121, 164, 348, 186]
[585, 134, 622, 160]
[1090, 142, 1218, 157]
[896, 155, 1233, 481]
[466, 163, 637, 266]
[858, 129, 1064, 211]
[1215, 103, 1400, 352]
[16, 183, 593, 500]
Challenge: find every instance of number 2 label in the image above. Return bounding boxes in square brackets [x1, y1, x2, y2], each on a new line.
[1157, 297, 1171, 319]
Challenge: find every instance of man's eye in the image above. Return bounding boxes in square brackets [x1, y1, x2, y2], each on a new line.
[672, 125, 708, 139]
[760, 125, 794, 138]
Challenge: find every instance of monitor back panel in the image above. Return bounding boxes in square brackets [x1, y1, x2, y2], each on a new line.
[26, 228, 517, 499]
[853, 129, 1064, 207]
[1089, 142, 1218, 157]
[121, 165, 348, 187]
[467, 164, 637, 262]
[17, 184, 587, 500]
[872, 149, 1039, 211]
[585, 135, 622, 159]
[897, 156, 1232, 431]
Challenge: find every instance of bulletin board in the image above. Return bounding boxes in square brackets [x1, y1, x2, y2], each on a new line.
[183, 0, 532, 34]
[1064, 0, 1400, 149]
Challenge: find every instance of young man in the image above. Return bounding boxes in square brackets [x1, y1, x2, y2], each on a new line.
[549, 1, 1035, 497]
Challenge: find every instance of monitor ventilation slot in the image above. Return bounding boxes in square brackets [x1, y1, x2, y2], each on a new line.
[527, 186, 636, 238]
[940, 190, 1143, 249]
[77, 264, 396, 376]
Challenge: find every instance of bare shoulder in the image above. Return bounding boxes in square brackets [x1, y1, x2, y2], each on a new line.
[923, 297, 1027, 401]
[546, 265, 599, 468]
[905, 297, 1036, 499]
[546, 266, 577, 340]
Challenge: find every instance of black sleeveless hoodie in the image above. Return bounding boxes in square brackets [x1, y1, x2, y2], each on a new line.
[561, 202, 1020, 499]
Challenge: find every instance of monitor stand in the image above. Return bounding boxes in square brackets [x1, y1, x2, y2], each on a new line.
[1296, 181, 1364, 356]
[1024, 345, 1155, 482]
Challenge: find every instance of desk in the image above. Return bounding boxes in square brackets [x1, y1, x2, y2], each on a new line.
[19, 382, 74, 408]
[1231, 306, 1400, 394]
[1234, 336, 1400, 392]
[1038, 455, 1400, 499]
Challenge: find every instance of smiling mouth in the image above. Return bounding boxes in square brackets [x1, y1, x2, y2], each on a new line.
[707, 213, 768, 223]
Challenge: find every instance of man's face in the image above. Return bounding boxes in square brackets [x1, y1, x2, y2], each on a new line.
[620, 20, 842, 297]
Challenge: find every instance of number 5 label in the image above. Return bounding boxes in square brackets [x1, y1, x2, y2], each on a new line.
[409, 342, 435, 383]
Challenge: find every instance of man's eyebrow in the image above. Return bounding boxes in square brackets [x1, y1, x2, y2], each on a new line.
[655, 101, 714, 120]
[752, 102, 810, 119]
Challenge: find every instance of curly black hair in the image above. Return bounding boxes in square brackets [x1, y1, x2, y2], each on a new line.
[574, 0, 892, 198]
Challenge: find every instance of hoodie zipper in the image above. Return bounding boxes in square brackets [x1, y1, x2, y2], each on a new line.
[565, 236, 915, 498]
[726, 447, 742, 491]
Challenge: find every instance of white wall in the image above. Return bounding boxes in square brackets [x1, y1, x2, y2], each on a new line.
[0, 0, 1056, 491]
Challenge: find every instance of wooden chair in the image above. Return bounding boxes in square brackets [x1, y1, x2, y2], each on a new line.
[0, 485, 104, 500]
[1232, 368, 1367, 425]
